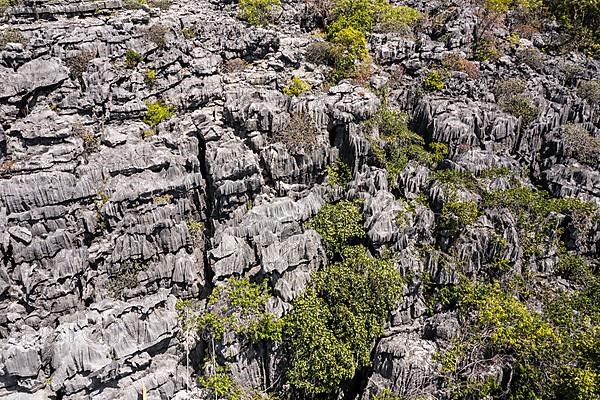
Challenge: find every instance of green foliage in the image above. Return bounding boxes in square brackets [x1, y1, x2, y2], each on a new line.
[199, 368, 242, 400]
[198, 277, 283, 343]
[285, 246, 404, 395]
[500, 95, 539, 126]
[327, 159, 352, 187]
[282, 76, 311, 97]
[440, 198, 479, 232]
[439, 274, 600, 400]
[0, 28, 26, 49]
[238, 0, 280, 26]
[422, 70, 445, 92]
[125, 49, 143, 69]
[544, 0, 600, 55]
[144, 69, 157, 85]
[306, 200, 365, 253]
[372, 387, 402, 400]
[329, 26, 369, 81]
[432, 169, 478, 192]
[108, 262, 147, 299]
[364, 105, 438, 184]
[429, 142, 449, 163]
[143, 101, 175, 127]
[484, 186, 597, 258]
[561, 124, 600, 166]
[324, 0, 418, 81]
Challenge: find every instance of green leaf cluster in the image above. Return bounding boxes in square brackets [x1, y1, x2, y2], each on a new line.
[364, 105, 444, 183]
[326, 159, 352, 187]
[282, 76, 311, 97]
[437, 275, 600, 400]
[238, 0, 280, 26]
[198, 277, 283, 343]
[125, 49, 143, 69]
[143, 101, 176, 127]
[305, 200, 365, 253]
[199, 367, 242, 400]
[422, 70, 445, 92]
[285, 246, 404, 395]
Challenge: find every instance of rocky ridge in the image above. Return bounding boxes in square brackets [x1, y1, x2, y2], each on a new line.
[0, 0, 599, 399]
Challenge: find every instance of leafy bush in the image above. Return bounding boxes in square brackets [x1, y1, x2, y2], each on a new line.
[327, 159, 352, 187]
[305, 41, 337, 65]
[144, 69, 157, 85]
[440, 199, 479, 232]
[493, 79, 538, 125]
[329, 26, 369, 80]
[282, 76, 311, 97]
[285, 246, 403, 395]
[578, 80, 600, 104]
[364, 105, 439, 183]
[238, 0, 280, 26]
[422, 70, 445, 92]
[561, 124, 600, 167]
[544, 0, 600, 54]
[305, 200, 365, 253]
[375, 5, 420, 33]
[199, 368, 242, 400]
[125, 49, 143, 69]
[198, 277, 283, 343]
[143, 101, 175, 127]
[437, 275, 600, 400]
[500, 95, 539, 125]
[0, 28, 26, 49]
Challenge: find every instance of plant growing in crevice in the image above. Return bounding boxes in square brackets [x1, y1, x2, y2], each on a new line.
[271, 111, 320, 152]
[143, 100, 175, 127]
[327, 158, 352, 187]
[282, 76, 311, 97]
[125, 49, 143, 69]
[238, 0, 281, 26]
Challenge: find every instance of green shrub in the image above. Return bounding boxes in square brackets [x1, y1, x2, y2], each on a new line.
[364, 105, 438, 183]
[198, 277, 283, 343]
[516, 46, 544, 70]
[372, 388, 402, 400]
[422, 70, 445, 92]
[238, 0, 280, 26]
[329, 26, 369, 80]
[327, 159, 352, 187]
[499, 95, 539, 125]
[0, 28, 26, 49]
[305, 200, 365, 253]
[144, 69, 157, 85]
[282, 76, 311, 96]
[544, 0, 600, 54]
[285, 246, 403, 395]
[143, 101, 175, 127]
[125, 49, 143, 69]
[375, 5, 420, 33]
[578, 80, 600, 104]
[440, 198, 479, 232]
[306, 41, 337, 65]
[199, 368, 242, 400]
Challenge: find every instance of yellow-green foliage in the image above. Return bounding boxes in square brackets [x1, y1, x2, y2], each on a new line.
[199, 368, 242, 400]
[125, 49, 143, 69]
[198, 277, 283, 343]
[436, 275, 600, 400]
[238, 0, 280, 26]
[422, 70, 445, 92]
[282, 76, 311, 96]
[144, 69, 157, 84]
[440, 199, 479, 231]
[305, 200, 365, 253]
[372, 388, 402, 400]
[325, 0, 419, 81]
[364, 105, 440, 183]
[285, 246, 403, 395]
[326, 159, 352, 187]
[143, 101, 175, 127]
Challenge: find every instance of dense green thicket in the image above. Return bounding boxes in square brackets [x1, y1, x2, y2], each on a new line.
[363, 104, 448, 184]
[544, 0, 600, 54]
[238, 0, 280, 26]
[435, 274, 600, 400]
[286, 200, 404, 395]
